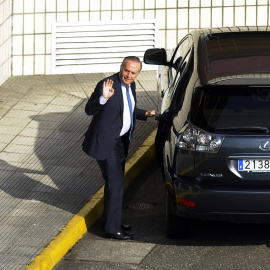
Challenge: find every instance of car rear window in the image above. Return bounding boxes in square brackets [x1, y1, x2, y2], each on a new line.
[202, 32, 270, 83]
[191, 85, 270, 134]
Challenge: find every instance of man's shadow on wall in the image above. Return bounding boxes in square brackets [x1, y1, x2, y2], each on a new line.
[0, 102, 104, 214]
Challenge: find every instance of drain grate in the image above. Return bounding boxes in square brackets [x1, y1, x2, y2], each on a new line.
[127, 202, 157, 210]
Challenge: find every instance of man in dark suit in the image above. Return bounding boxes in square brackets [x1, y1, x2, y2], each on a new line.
[82, 56, 157, 240]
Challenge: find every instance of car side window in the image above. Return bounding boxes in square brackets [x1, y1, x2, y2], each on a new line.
[169, 37, 191, 88]
[171, 48, 192, 95]
[168, 36, 193, 100]
[171, 47, 194, 111]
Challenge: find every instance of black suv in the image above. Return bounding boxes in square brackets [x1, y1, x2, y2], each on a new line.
[144, 27, 270, 238]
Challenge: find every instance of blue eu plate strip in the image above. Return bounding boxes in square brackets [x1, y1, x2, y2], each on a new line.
[238, 159, 243, 171]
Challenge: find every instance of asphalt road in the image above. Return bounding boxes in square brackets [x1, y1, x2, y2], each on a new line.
[54, 158, 270, 270]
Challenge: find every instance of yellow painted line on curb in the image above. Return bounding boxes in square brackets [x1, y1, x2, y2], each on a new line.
[24, 129, 157, 270]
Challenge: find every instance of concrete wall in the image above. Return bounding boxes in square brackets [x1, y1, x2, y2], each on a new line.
[1, 0, 270, 85]
[0, 0, 12, 86]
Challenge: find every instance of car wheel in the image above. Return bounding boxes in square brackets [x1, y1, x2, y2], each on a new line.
[165, 190, 190, 238]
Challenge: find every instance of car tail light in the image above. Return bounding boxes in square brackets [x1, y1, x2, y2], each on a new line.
[176, 123, 224, 153]
[176, 198, 196, 208]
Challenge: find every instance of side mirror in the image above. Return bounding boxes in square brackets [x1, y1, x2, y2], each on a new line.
[143, 48, 169, 66]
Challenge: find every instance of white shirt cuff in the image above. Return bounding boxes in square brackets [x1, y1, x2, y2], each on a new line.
[99, 96, 108, 105]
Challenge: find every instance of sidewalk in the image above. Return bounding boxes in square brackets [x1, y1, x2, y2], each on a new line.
[0, 71, 158, 270]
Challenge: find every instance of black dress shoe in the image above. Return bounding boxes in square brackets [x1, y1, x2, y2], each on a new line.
[105, 231, 133, 240]
[121, 224, 131, 231]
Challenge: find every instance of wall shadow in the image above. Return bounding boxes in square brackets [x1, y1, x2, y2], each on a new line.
[0, 90, 158, 215]
[0, 101, 104, 214]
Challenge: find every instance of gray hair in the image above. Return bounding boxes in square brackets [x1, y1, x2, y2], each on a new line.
[121, 56, 142, 71]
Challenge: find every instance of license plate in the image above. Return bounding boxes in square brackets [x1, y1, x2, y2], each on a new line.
[238, 159, 270, 171]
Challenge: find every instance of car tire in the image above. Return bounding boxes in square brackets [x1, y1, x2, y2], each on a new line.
[165, 190, 190, 239]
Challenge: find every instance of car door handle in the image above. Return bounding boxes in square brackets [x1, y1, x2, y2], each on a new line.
[161, 90, 165, 98]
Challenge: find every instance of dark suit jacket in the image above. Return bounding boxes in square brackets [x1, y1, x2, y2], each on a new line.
[82, 72, 147, 160]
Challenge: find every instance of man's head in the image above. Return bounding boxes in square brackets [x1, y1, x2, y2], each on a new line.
[120, 56, 142, 85]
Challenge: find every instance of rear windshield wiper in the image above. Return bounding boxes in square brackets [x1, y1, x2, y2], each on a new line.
[216, 126, 269, 133]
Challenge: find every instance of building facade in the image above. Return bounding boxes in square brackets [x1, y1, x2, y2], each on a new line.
[0, 0, 270, 85]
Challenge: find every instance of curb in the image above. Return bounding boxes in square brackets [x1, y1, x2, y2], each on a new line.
[24, 129, 157, 270]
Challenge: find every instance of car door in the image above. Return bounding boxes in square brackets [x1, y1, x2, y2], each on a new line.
[159, 38, 190, 114]
[163, 48, 194, 183]
[156, 36, 194, 169]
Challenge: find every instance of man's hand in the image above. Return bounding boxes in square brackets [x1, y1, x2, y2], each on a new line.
[102, 79, 114, 100]
[145, 110, 159, 117]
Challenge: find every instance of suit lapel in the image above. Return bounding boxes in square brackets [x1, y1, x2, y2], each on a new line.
[113, 74, 124, 121]
[131, 82, 136, 103]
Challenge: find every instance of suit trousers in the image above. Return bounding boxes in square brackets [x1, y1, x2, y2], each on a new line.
[97, 136, 126, 233]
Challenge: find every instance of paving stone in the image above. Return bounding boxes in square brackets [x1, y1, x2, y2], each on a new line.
[0, 134, 16, 144]
[21, 93, 56, 103]
[19, 127, 54, 137]
[0, 117, 32, 127]
[12, 102, 48, 112]
[0, 126, 24, 135]
[0, 71, 157, 270]
[4, 109, 38, 119]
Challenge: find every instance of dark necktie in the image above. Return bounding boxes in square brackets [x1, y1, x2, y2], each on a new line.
[126, 85, 133, 140]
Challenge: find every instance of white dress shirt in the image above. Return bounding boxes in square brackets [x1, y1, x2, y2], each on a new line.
[119, 84, 135, 136]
